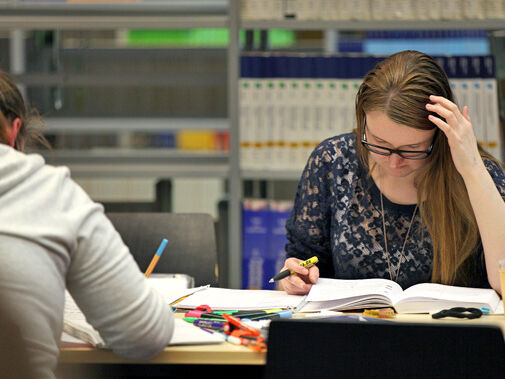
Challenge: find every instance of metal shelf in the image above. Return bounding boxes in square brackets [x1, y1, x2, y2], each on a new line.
[44, 117, 228, 134]
[242, 19, 505, 31]
[0, 1, 228, 30]
[241, 170, 302, 181]
[42, 149, 229, 179]
[13, 72, 226, 87]
[1, 0, 226, 12]
[0, 15, 228, 31]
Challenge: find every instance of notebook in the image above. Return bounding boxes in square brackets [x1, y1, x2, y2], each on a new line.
[63, 279, 221, 348]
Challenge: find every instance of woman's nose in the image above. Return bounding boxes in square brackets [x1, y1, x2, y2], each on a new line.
[388, 153, 405, 168]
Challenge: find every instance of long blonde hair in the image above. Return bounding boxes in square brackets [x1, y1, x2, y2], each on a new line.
[355, 50, 499, 286]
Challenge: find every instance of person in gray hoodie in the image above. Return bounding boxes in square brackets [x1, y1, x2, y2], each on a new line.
[0, 70, 174, 378]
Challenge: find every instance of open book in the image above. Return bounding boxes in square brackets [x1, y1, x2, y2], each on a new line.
[175, 279, 502, 314]
[300, 278, 502, 314]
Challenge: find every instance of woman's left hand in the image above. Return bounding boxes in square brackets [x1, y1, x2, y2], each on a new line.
[426, 95, 484, 177]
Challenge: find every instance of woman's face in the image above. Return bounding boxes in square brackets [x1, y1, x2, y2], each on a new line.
[364, 110, 437, 179]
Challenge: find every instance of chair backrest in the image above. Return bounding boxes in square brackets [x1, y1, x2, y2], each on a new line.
[106, 212, 218, 287]
[266, 319, 505, 379]
[0, 302, 34, 379]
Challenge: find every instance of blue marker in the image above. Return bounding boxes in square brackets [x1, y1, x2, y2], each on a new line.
[193, 319, 228, 332]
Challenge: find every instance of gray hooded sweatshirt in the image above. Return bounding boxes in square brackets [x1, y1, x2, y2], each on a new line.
[0, 144, 173, 378]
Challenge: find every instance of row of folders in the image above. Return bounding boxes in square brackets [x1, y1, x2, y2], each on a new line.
[241, 0, 505, 20]
[242, 199, 293, 290]
[239, 53, 501, 171]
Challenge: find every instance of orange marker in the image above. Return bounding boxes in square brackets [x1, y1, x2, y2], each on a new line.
[222, 313, 261, 336]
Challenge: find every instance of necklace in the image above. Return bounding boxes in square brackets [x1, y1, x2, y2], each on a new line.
[380, 191, 418, 282]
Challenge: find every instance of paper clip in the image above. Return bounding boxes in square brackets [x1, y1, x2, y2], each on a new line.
[363, 307, 396, 319]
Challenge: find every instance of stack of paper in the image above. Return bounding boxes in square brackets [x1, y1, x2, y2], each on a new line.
[175, 287, 303, 311]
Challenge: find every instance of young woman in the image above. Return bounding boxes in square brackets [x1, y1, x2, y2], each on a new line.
[280, 50, 505, 296]
[0, 70, 173, 378]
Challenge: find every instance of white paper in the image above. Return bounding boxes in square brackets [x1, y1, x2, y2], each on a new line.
[176, 287, 304, 310]
[146, 276, 208, 305]
[170, 319, 225, 345]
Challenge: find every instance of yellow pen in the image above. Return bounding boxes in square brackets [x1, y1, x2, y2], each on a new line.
[268, 256, 319, 283]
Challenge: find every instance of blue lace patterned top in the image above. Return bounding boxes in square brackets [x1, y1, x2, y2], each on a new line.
[286, 132, 505, 289]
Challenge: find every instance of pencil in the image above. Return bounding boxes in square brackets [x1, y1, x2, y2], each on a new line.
[144, 238, 168, 278]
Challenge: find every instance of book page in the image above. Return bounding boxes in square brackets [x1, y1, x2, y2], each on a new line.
[399, 283, 499, 303]
[396, 283, 501, 313]
[60, 331, 92, 347]
[306, 278, 404, 303]
[63, 291, 105, 347]
[175, 287, 304, 310]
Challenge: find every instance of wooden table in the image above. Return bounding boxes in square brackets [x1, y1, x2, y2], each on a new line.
[60, 340, 265, 365]
[58, 313, 505, 379]
[59, 313, 505, 366]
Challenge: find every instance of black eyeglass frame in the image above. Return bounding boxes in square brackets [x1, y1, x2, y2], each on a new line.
[360, 119, 438, 160]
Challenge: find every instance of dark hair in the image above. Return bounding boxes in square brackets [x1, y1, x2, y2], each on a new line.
[0, 70, 50, 151]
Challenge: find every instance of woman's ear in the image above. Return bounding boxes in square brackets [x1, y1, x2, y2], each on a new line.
[6, 117, 21, 148]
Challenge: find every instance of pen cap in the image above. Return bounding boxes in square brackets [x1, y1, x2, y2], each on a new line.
[277, 310, 292, 318]
[300, 256, 319, 267]
[185, 310, 206, 318]
[156, 238, 169, 256]
[193, 319, 230, 333]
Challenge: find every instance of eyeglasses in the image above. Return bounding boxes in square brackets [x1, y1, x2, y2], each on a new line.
[360, 121, 437, 160]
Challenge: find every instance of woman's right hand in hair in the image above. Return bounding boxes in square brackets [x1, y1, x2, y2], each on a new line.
[279, 258, 319, 295]
[426, 95, 483, 177]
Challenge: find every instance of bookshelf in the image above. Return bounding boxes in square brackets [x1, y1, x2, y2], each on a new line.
[230, 1, 505, 289]
[0, 0, 236, 285]
[2, 0, 505, 288]
[241, 19, 505, 31]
